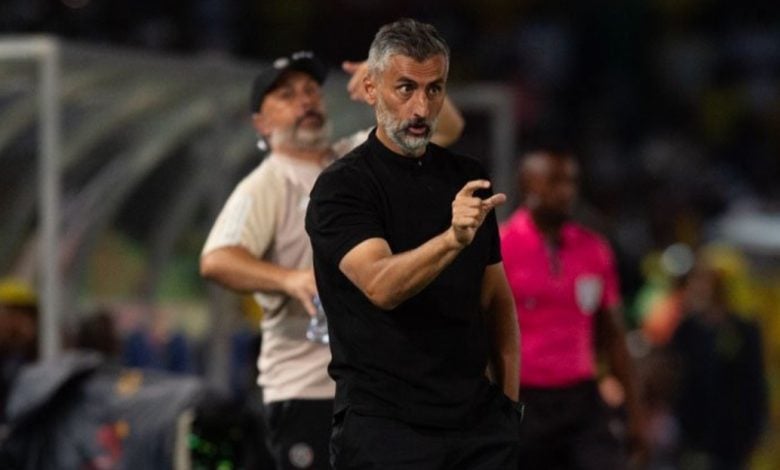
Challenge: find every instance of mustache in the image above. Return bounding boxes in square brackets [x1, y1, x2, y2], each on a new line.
[295, 110, 325, 127]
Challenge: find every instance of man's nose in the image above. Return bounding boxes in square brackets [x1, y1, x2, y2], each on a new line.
[411, 91, 430, 118]
[297, 90, 317, 109]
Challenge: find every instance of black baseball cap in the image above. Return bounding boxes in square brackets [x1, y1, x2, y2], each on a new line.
[249, 51, 328, 112]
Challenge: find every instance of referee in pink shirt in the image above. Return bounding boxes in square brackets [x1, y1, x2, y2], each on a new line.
[500, 149, 647, 469]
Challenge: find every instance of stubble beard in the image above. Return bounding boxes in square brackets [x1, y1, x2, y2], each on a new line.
[375, 96, 438, 156]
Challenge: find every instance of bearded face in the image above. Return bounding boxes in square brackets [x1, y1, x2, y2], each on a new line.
[255, 70, 331, 153]
[269, 109, 332, 151]
[367, 54, 448, 157]
[375, 93, 438, 156]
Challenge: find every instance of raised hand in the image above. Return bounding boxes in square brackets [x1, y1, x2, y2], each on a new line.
[450, 180, 506, 248]
[342, 60, 370, 103]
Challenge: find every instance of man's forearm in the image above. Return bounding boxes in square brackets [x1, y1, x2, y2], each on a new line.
[345, 228, 464, 310]
[202, 245, 319, 315]
[609, 336, 640, 415]
[200, 246, 290, 293]
[600, 307, 642, 419]
[340, 180, 505, 311]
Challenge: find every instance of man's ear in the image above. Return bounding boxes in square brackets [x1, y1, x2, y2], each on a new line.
[252, 112, 268, 135]
[364, 74, 377, 106]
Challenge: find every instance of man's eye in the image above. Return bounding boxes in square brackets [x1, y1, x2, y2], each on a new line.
[428, 86, 442, 96]
[398, 84, 414, 94]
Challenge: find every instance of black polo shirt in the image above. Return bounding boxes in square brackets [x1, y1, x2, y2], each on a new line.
[305, 129, 502, 429]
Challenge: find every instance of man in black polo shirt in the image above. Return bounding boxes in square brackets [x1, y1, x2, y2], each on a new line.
[305, 19, 520, 469]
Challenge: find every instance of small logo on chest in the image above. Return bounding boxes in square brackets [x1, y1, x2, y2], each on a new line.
[575, 275, 603, 315]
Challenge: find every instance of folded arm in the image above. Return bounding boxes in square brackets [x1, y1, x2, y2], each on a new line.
[200, 245, 318, 315]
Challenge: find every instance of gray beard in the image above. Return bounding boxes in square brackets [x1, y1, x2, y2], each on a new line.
[270, 120, 332, 152]
[376, 97, 437, 156]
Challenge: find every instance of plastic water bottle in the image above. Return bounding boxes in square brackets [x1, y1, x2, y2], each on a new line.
[306, 295, 329, 344]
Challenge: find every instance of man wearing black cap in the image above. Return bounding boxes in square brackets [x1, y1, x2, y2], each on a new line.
[200, 50, 464, 470]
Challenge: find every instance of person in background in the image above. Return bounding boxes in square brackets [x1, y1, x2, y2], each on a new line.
[200, 49, 464, 470]
[670, 259, 768, 470]
[73, 307, 121, 361]
[500, 149, 646, 469]
[0, 277, 38, 427]
[306, 18, 520, 469]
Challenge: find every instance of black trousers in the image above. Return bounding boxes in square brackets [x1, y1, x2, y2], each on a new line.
[263, 398, 334, 470]
[330, 392, 520, 469]
[517, 380, 625, 470]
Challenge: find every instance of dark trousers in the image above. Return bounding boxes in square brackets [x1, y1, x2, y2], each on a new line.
[330, 393, 520, 469]
[263, 398, 334, 470]
[517, 380, 625, 470]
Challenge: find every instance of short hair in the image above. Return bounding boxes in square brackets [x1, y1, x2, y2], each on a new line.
[367, 18, 450, 77]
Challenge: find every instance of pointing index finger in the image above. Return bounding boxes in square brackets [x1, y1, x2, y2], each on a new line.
[458, 179, 491, 197]
[481, 193, 507, 211]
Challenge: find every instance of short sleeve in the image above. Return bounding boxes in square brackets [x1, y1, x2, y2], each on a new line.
[202, 165, 281, 258]
[484, 208, 502, 265]
[472, 162, 502, 266]
[305, 164, 385, 266]
[598, 240, 622, 310]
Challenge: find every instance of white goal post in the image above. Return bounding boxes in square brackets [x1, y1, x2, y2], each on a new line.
[0, 36, 62, 360]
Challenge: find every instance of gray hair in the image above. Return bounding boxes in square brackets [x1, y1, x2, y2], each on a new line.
[367, 18, 450, 77]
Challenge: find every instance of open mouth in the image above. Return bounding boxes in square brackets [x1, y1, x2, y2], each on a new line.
[298, 111, 324, 127]
[405, 122, 430, 137]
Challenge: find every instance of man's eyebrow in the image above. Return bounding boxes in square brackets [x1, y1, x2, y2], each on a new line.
[394, 77, 445, 86]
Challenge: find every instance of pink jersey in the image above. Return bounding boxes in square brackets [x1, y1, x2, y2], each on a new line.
[500, 209, 621, 388]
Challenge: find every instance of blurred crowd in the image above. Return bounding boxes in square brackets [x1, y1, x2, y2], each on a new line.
[631, 245, 773, 468]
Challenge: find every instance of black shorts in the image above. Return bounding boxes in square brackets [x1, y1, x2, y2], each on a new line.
[263, 398, 334, 470]
[517, 380, 625, 470]
[330, 391, 521, 470]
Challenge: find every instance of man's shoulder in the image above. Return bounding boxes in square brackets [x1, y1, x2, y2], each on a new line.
[313, 143, 372, 194]
[567, 220, 608, 245]
[244, 154, 285, 179]
[324, 140, 371, 174]
[432, 145, 491, 183]
[500, 210, 531, 238]
[236, 156, 284, 192]
[430, 143, 482, 166]
[566, 222, 616, 262]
